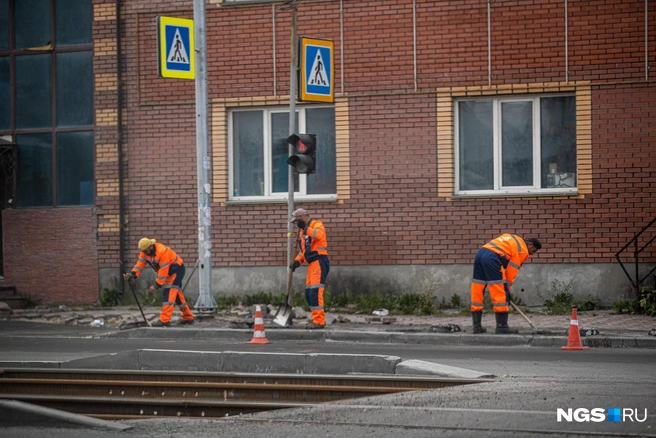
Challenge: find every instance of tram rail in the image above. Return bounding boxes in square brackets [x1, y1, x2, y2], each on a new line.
[0, 368, 488, 420]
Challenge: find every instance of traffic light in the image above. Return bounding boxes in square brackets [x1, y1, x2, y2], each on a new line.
[286, 133, 316, 174]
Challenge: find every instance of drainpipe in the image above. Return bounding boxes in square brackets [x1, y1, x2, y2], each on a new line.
[646, 0, 650, 81]
[116, 0, 125, 294]
[565, 0, 568, 83]
[412, 0, 417, 92]
[487, 0, 492, 86]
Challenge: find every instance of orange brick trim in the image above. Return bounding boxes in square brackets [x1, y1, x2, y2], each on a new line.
[94, 38, 117, 57]
[98, 213, 120, 233]
[93, 3, 116, 21]
[95, 73, 117, 92]
[97, 178, 120, 197]
[96, 108, 117, 126]
[211, 100, 229, 203]
[96, 143, 118, 163]
[436, 82, 592, 200]
[335, 97, 350, 200]
[574, 84, 592, 196]
[211, 96, 350, 204]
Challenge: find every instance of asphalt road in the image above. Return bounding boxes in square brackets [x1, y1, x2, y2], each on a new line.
[1, 321, 655, 437]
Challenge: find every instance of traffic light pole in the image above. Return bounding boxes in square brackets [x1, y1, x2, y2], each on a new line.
[286, 0, 298, 307]
[193, 0, 218, 313]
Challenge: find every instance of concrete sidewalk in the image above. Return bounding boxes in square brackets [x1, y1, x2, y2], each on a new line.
[1, 305, 655, 348]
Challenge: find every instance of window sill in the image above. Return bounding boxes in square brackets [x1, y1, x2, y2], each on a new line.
[452, 189, 578, 199]
[225, 194, 338, 205]
[220, 0, 282, 6]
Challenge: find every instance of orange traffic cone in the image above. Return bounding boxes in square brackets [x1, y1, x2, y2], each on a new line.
[247, 305, 270, 344]
[561, 307, 589, 350]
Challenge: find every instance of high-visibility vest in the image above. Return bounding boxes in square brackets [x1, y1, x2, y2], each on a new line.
[482, 234, 530, 290]
[131, 243, 183, 287]
[295, 219, 329, 265]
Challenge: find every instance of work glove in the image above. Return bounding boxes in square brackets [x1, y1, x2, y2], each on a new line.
[147, 285, 157, 294]
[123, 272, 136, 281]
[290, 260, 300, 272]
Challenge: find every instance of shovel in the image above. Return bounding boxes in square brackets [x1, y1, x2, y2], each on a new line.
[119, 261, 152, 329]
[119, 279, 152, 329]
[273, 269, 294, 327]
[510, 300, 546, 333]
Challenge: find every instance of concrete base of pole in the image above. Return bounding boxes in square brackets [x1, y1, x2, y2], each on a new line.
[194, 294, 218, 313]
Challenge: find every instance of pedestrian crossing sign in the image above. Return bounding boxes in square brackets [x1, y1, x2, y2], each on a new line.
[157, 16, 195, 80]
[298, 37, 334, 103]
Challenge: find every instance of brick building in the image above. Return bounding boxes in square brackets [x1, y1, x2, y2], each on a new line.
[1, 0, 655, 306]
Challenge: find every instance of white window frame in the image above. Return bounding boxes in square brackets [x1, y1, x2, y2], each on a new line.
[228, 105, 337, 203]
[221, 0, 277, 5]
[454, 93, 578, 197]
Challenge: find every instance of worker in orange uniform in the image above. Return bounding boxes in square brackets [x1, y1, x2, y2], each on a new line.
[470, 234, 541, 334]
[123, 238, 195, 327]
[289, 208, 330, 329]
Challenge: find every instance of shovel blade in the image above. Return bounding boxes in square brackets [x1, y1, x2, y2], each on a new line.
[273, 303, 293, 327]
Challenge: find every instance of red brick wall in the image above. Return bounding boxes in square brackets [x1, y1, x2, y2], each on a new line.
[118, 0, 655, 267]
[2, 208, 99, 304]
[121, 105, 199, 264]
[4, 0, 654, 305]
[568, 0, 649, 82]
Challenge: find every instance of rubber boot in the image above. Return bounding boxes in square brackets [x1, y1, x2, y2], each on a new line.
[471, 311, 487, 334]
[495, 312, 519, 334]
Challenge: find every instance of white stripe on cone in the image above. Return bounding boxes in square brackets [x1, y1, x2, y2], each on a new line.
[570, 319, 578, 326]
[250, 305, 268, 339]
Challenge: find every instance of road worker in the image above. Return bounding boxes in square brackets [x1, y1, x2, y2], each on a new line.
[289, 208, 330, 329]
[123, 238, 195, 327]
[470, 234, 541, 334]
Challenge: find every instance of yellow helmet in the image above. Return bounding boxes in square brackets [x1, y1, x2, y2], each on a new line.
[138, 238, 156, 251]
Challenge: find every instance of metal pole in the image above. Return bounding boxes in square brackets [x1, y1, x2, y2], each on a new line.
[286, 1, 298, 307]
[116, 0, 125, 296]
[193, 0, 217, 313]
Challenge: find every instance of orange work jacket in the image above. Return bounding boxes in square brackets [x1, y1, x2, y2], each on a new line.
[482, 234, 530, 291]
[131, 243, 184, 287]
[294, 219, 329, 265]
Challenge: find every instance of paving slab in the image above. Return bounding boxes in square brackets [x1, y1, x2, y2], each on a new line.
[1, 307, 655, 349]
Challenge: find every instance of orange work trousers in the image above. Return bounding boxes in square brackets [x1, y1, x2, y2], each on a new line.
[470, 248, 510, 313]
[159, 264, 194, 323]
[304, 256, 330, 325]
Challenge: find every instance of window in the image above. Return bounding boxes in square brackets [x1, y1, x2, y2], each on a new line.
[455, 95, 576, 196]
[229, 106, 336, 202]
[0, 0, 94, 207]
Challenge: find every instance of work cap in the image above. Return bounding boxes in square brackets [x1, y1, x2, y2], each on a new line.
[138, 238, 156, 251]
[289, 208, 308, 222]
[525, 238, 542, 250]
